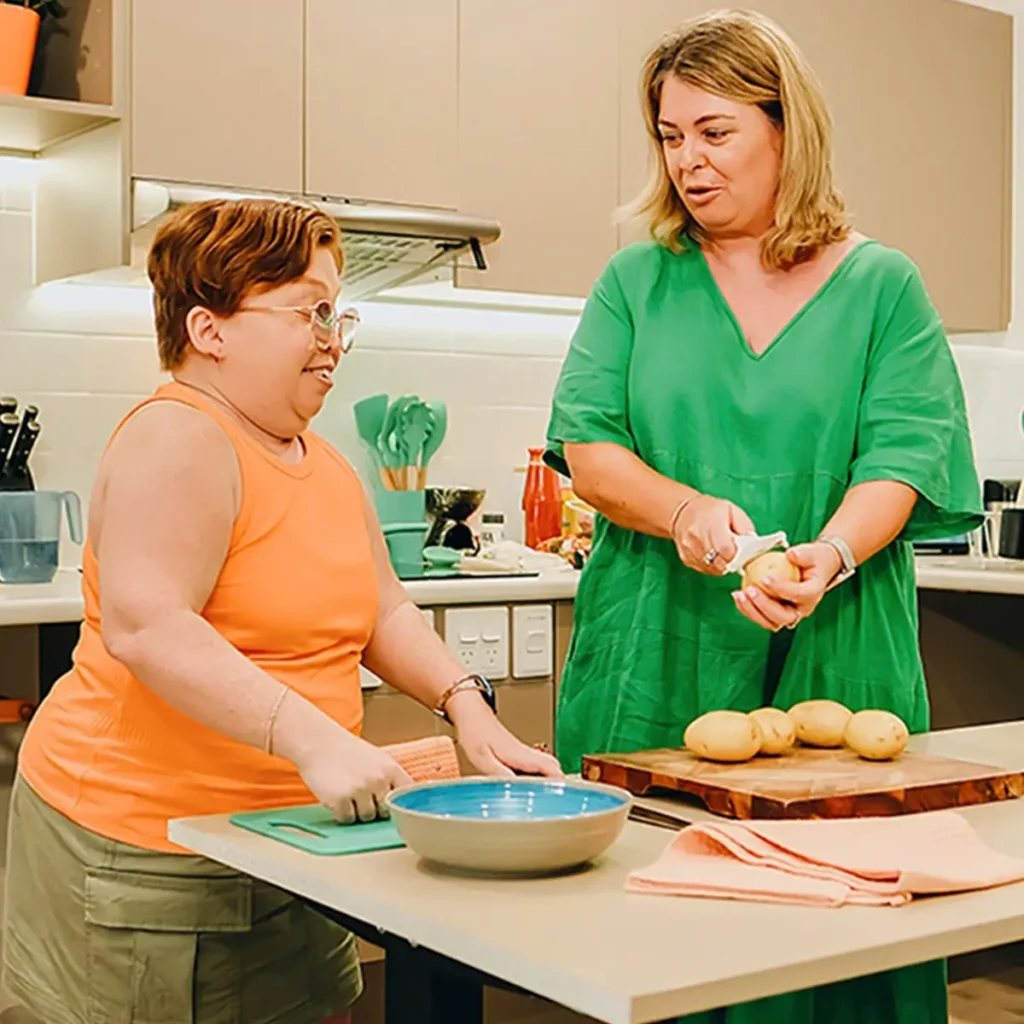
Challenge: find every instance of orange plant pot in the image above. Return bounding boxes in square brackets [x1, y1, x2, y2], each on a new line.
[0, 5, 41, 97]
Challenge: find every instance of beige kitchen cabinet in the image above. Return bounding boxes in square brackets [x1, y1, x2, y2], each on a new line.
[456, 0, 619, 298]
[361, 685, 439, 747]
[617, 0, 1012, 332]
[131, 0, 304, 193]
[305, 1, 458, 208]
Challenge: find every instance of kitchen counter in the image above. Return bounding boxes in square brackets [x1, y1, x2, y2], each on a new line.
[915, 556, 1024, 596]
[0, 568, 581, 627]
[2, 557, 1023, 629]
[171, 721, 1024, 1024]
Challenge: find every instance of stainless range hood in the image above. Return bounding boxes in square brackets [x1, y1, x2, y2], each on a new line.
[130, 180, 502, 301]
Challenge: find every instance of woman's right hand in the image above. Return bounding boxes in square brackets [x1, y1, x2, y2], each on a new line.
[673, 494, 756, 576]
[295, 728, 412, 825]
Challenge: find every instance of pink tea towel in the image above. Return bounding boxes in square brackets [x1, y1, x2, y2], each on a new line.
[627, 810, 1024, 908]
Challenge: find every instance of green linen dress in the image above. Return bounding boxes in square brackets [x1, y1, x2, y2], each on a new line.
[544, 238, 983, 1024]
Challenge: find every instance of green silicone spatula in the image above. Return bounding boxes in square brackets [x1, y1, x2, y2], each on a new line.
[353, 394, 390, 488]
[418, 402, 447, 488]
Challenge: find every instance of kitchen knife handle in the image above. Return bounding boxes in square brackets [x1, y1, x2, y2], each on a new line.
[0, 413, 20, 477]
[4, 420, 39, 480]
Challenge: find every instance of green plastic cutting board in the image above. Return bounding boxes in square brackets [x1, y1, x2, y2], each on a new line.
[229, 804, 405, 856]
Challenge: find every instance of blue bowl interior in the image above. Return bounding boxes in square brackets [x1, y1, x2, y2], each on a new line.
[389, 780, 628, 821]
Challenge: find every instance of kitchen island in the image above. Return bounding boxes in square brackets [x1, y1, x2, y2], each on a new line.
[170, 721, 1024, 1024]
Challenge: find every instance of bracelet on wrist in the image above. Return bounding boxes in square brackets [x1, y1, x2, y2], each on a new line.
[817, 534, 857, 592]
[669, 493, 701, 537]
[433, 674, 497, 723]
[264, 685, 291, 755]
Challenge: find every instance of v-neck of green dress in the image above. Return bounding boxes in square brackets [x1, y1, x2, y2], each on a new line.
[694, 238, 877, 363]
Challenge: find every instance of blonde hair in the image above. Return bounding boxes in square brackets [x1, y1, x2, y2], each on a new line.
[627, 8, 849, 268]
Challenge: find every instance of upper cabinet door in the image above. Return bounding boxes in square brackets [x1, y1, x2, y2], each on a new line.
[305, 1, 459, 207]
[618, 0, 1011, 332]
[456, 0, 619, 298]
[131, 0, 304, 193]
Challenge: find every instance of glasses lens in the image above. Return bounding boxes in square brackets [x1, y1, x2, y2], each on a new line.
[310, 300, 335, 347]
[339, 308, 360, 353]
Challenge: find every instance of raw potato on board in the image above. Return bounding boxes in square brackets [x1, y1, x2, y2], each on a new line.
[788, 699, 853, 748]
[748, 707, 796, 755]
[741, 550, 800, 592]
[843, 709, 909, 761]
[684, 710, 763, 763]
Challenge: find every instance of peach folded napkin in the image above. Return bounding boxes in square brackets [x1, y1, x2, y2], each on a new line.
[627, 810, 1024, 908]
[383, 736, 461, 782]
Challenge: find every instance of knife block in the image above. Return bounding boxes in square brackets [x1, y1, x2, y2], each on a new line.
[0, 467, 34, 492]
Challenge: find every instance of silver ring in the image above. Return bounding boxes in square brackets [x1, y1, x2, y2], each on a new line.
[703, 548, 719, 565]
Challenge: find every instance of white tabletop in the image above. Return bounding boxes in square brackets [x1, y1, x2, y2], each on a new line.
[170, 722, 1024, 1024]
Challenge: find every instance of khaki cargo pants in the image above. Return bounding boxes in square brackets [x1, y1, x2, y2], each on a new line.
[1, 775, 362, 1024]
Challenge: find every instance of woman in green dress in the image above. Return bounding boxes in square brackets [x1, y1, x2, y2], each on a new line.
[545, 10, 982, 1024]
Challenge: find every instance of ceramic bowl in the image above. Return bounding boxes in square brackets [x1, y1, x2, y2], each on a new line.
[385, 777, 632, 876]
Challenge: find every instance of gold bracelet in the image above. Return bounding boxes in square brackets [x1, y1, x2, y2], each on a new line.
[264, 686, 290, 755]
[669, 494, 700, 537]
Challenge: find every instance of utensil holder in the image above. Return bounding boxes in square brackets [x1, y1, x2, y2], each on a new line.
[998, 507, 1024, 559]
[375, 489, 426, 527]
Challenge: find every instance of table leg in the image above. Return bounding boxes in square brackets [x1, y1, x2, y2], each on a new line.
[383, 939, 484, 1024]
[303, 902, 490, 1024]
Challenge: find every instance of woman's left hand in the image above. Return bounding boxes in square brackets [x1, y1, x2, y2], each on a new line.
[732, 542, 843, 632]
[447, 693, 564, 777]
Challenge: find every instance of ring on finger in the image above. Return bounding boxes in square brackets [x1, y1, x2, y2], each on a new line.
[703, 548, 719, 566]
[785, 612, 803, 631]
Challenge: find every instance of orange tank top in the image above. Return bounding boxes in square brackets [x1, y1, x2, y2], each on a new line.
[19, 382, 378, 852]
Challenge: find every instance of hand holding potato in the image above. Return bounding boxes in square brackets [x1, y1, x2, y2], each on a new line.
[733, 542, 842, 632]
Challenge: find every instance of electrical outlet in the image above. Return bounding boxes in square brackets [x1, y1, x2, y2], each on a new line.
[444, 607, 509, 680]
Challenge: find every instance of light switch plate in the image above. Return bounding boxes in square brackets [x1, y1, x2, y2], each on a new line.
[512, 604, 553, 678]
[444, 606, 509, 680]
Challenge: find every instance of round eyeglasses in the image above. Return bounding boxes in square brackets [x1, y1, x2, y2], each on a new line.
[238, 300, 360, 354]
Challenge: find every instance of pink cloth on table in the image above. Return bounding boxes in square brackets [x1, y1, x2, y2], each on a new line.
[626, 810, 1024, 908]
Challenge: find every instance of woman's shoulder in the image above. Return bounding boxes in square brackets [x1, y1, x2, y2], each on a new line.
[304, 431, 363, 479]
[604, 239, 694, 278]
[845, 235, 924, 288]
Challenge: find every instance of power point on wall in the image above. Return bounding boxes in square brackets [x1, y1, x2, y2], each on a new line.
[443, 607, 509, 680]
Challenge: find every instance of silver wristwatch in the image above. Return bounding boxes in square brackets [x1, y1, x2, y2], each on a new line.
[818, 534, 857, 591]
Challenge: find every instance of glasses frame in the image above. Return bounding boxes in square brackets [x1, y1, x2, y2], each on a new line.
[238, 301, 360, 355]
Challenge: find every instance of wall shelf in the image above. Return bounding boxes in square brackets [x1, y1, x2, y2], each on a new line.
[0, 94, 119, 156]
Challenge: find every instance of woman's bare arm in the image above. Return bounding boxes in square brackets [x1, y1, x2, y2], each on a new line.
[820, 480, 918, 564]
[95, 403, 345, 767]
[359, 493, 494, 720]
[564, 441, 696, 538]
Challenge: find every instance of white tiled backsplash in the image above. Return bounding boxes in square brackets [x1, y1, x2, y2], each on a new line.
[3, 157, 1024, 570]
[0, 166, 577, 562]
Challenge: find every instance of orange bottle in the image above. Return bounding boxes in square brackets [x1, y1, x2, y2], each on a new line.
[523, 448, 562, 548]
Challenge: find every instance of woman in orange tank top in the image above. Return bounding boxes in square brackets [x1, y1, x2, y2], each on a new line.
[2, 198, 560, 1024]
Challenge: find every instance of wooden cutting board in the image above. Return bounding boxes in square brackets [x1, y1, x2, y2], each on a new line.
[581, 746, 1024, 820]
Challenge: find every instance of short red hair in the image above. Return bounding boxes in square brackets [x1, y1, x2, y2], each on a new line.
[147, 198, 342, 370]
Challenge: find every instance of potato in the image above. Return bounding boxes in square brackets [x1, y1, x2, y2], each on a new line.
[843, 709, 909, 761]
[748, 707, 796, 756]
[684, 710, 763, 763]
[788, 699, 852, 748]
[741, 550, 800, 592]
